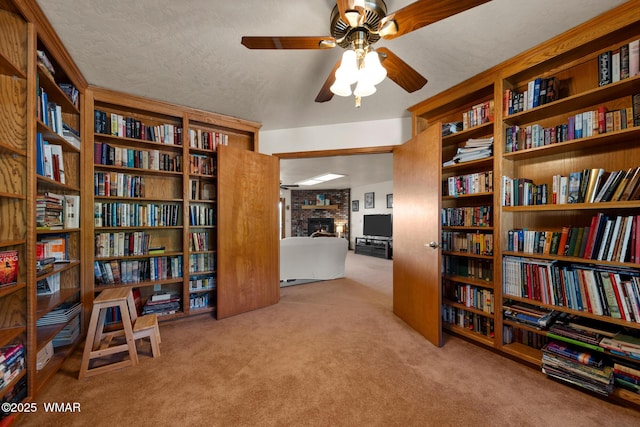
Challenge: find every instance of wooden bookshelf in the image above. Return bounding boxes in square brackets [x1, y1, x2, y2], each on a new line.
[402, 0, 640, 408]
[0, 7, 29, 409]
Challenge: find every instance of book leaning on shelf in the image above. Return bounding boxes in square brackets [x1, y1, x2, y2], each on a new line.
[0, 250, 18, 287]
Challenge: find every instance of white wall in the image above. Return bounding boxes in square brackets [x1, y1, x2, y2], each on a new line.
[259, 117, 411, 154]
[350, 180, 393, 248]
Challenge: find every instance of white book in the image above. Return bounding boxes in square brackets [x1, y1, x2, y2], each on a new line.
[618, 215, 634, 262]
[612, 51, 621, 83]
[63, 194, 80, 229]
[559, 175, 568, 204]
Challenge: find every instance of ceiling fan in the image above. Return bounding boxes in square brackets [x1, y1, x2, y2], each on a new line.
[280, 183, 300, 190]
[241, 0, 491, 105]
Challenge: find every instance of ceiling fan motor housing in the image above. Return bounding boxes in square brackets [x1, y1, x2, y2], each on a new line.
[330, 0, 388, 49]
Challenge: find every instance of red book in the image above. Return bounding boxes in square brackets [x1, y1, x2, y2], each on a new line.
[557, 226, 571, 257]
[597, 105, 607, 134]
[583, 213, 603, 259]
[577, 269, 593, 313]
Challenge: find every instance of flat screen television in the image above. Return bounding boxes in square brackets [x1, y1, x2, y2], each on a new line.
[363, 214, 392, 238]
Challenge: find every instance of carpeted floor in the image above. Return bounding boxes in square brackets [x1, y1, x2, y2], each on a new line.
[16, 252, 640, 426]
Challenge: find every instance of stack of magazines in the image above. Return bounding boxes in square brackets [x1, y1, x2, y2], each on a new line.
[542, 341, 613, 396]
[443, 137, 493, 167]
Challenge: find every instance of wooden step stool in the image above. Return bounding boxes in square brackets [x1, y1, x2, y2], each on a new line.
[78, 288, 138, 379]
[125, 291, 161, 357]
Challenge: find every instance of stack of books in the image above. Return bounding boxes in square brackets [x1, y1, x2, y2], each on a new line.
[52, 315, 81, 348]
[542, 341, 613, 396]
[600, 332, 640, 359]
[142, 293, 181, 316]
[612, 362, 640, 393]
[443, 137, 493, 167]
[36, 302, 81, 327]
[503, 301, 557, 329]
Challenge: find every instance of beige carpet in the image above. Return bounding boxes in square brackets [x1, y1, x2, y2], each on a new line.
[17, 252, 640, 426]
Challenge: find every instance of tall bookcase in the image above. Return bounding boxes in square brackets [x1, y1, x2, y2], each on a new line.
[405, 0, 640, 408]
[0, 0, 88, 412]
[86, 87, 278, 322]
[0, 7, 29, 407]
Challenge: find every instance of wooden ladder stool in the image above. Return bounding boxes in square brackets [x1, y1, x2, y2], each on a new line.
[78, 287, 139, 379]
[125, 291, 161, 357]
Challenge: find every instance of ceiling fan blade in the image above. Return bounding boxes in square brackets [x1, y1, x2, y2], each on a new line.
[241, 36, 336, 49]
[336, 0, 365, 27]
[377, 47, 427, 93]
[379, 0, 491, 40]
[315, 59, 342, 103]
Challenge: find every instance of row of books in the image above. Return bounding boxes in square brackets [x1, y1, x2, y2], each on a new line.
[504, 105, 634, 153]
[94, 172, 146, 198]
[36, 133, 65, 183]
[189, 275, 216, 292]
[444, 171, 493, 197]
[597, 39, 640, 86]
[94, 142, 182, 172]
[503, 257, 640, 322]
[500, 177, 548, 207]
[189, 232, 210, 252]
[189, 292, 211, 310]
[93, 201, 181, 227]
[503, 325, 547, 349]
[94, 255, 184, 285]
[0, 250, 18, 287]
[36, 235, 68, 263]
[442, 137, 493, 167]
[461, 100, 494, 130]
[58, 83, 79, 109]
[188, 154, 216, 176]
[506, 215, 640, 263]
[442, 255, 493, 281]
[95, 231, 151, 258]
[36, 192, 79, 229]
[441, 231, 493, 256]
[189, 205, 215, 227]
[94, 109, 183, 145]
[188, 129, 229, 150]
[37, 86, 63, 136]
[441, 205, 492, 228]
[0, 344, 25, 392]
[189, 179, 216, 201]
[504, 76, 560, 115]
[501, 166, 640, 207]
[443, 281, 494, 314]
[442, 304, 495, 338]
[188, 253, 216, 273]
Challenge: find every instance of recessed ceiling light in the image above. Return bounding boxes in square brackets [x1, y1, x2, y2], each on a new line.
[296, 173, 345, 186]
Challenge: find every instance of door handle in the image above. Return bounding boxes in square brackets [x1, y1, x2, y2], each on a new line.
[425, 241, 439, 249]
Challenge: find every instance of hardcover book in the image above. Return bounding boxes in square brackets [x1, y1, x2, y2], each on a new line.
[0, 250, 18, 287]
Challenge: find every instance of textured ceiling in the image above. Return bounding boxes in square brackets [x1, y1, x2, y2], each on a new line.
[35, 0, 626, 132]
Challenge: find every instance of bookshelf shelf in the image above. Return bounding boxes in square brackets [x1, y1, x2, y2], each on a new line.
[443, 275, 493, 289]
[443, 323, 495, 347]
[0, 49, 24, 79]
[441, 251, 493, 260]
[36, 288, 81, 320]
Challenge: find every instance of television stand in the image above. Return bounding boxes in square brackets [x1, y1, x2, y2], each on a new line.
[354, 237, 392, 259]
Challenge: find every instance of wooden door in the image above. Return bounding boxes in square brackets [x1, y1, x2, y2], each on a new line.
[217, 146, 280, 319]
[393, 124, 443, 346]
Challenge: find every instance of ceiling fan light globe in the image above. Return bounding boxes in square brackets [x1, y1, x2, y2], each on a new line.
[330, 80, 352, 97]
[354, 80, 376, 97]
[363, 51, 387, 85]
[335, 50, 359, 84]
